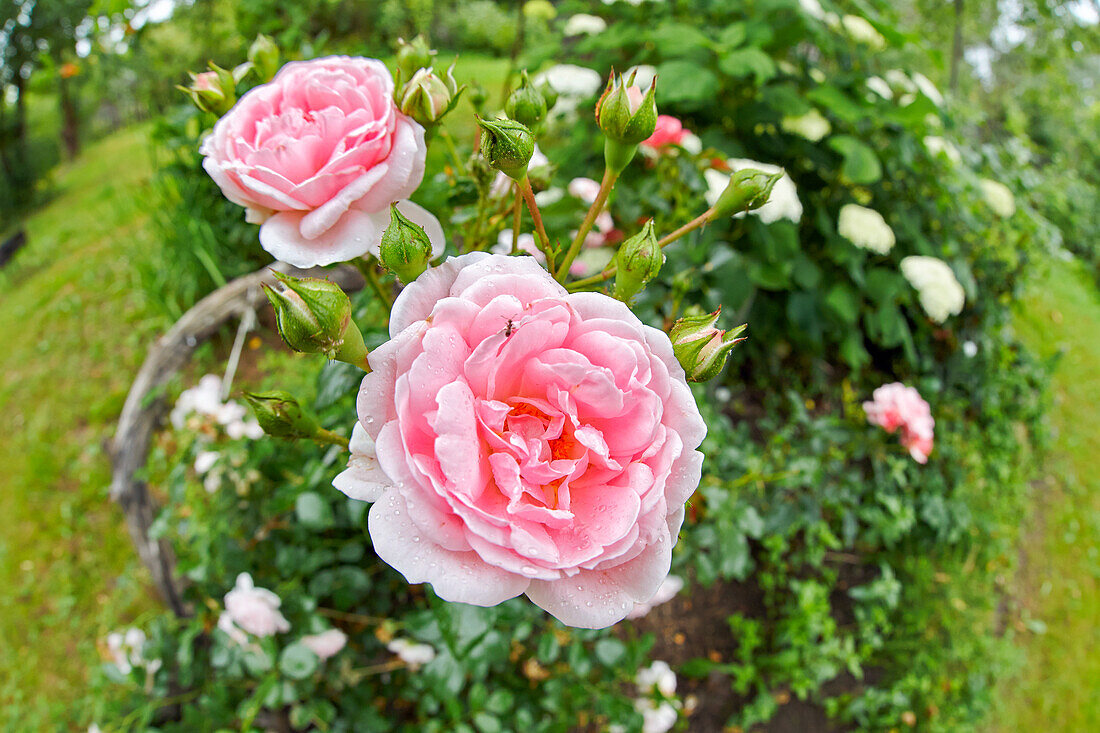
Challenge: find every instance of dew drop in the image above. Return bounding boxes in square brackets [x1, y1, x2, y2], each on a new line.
[585, 601, 593, 607]
[521, 565, 538, 576]
[413, 536, 421, 542]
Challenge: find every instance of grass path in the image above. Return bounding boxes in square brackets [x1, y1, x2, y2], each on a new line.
[0, 126, 163, 728]
[990, 256, 1100, 729]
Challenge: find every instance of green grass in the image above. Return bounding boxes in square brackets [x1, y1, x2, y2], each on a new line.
[0, 125, 164, 728]
[990, 257, 1100, 729]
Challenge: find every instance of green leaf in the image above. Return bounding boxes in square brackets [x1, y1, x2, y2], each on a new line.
[718, 47, 777, 85]
[824, 284, 860, 324]
[655, 61, 720, 108]
[828, 136, 882, 184]
[278, 643, 319, 680]
[594, 638, 627, 667]
[295, 492, 334, 529]
[473, 713, 503, 733]
[807, 85, 864, 123]
[716, 22, 747, 50]
[649, 24, 713, 58]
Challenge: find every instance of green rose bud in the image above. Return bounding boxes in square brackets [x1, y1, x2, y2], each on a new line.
[248, 34, 280, 83]
[538, 82, 559, 112]
[613, 219, 663, 303]
[477, 116, 535, 181]
[395, 35, 436, 82]
[179, 66, 236, 116]
[262, 272, 369, 369]
[379, 203, 434, 283]
[467, 82, 490, 114]
[505, 71, 548, 131]
[709, 168, 785, 220]
[596, 70, 658, 174]
[669, 307, 748, 382]
[242, 390, 321, 440]
[397, 64, 460, 127]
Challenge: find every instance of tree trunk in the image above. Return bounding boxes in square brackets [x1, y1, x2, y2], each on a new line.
[58, 70, 80, 159]
[950, 0, 964, 93]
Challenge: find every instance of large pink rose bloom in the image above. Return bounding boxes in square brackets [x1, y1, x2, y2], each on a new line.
[863, 382, 935, 463]
[334, 253, 706, 628]
[201, 56, 443, 268]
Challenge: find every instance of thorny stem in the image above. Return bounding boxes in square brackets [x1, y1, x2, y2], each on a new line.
[556, 167, 616, 281]
[518, 176, 553, 263]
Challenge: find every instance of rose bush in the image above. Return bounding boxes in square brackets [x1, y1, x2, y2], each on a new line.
[336, 253, 706, 628]
[201, 56, 444, 268]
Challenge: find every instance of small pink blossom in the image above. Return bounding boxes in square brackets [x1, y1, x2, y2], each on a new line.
[201, 56, 443, 268]
[863, 383, 935, 463]
[300, 629, 348, 660]
[568, 177, 601, 204]
[642, 115, 688, 152]
[387, 638, 436, 667]
[334, 253, 706, 628]
[223, 572, 290, 637]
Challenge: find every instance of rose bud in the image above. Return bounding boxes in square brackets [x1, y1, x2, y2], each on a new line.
[379, 203, 434, 283]
[397, 64, 460, 127]
[669, 307, 748, 382]
[247, 34, 280, 83]
[708, 168, 785, 220]
[477, 117, 535, 181]
[242, 390, 321, 440]
[596, 69, 658, 174]
[395, 34, 436, 82]
[180, 68, 235, 116]
[613, 219, 663, 303]
[467, 82, 490, 114]
[262, 271, 369, 369]
[538, 81, 559, 112]
[505, 71, 548, 131]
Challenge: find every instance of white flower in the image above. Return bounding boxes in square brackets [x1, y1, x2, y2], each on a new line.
[841, 15, 886, 50]
[714, 386, 732, 402]
[636, 660, 677, 697]
[223, 572, 290, 637]
[900, 256, 966, 323]
[89, 726, 103, 733]
[866, 76, 893, 100]
[193, 450, 219, 474]
[910, 72, 944, 106]
[492, 229, 542, 261]
[625, 64, 657, 90]
[809, 68, 826, 83]
[706, 159, 803, 224]
[979, 179, 1016, 218]
[884, 69, 915, 93]
[924, 136, 962, 165]
[603, 0, 645, 5]
[627, 575, 684, 619]
[568, 176, 602, 204]
[217, 611, 251, 646]
[798, 0, 827, 20]
[105, 627, 161, 676]
[564, 13, 606, 36]
[226, 418, 264, 440]
[635, 699, 678, 733]
[171, 374, 263, 439]
[388, 638, 436, 667]
[533, 64, 603, 114]
[838, 204, 895, 254]
[680, 131, 702, 154]
[534, 186, 565, 207]
[962, 340, 978, 358]
[300, 629, 348, 660]
[781, 108, 831, 142]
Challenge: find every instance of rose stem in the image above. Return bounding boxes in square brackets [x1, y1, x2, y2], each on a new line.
[438, 128, 467, 174]
[565, 208, 715, 293]
[518, 176, 553, 263]
[554, 167, 617, 282]
[354, 258, 394, 308]
[315, 427, 350, 450]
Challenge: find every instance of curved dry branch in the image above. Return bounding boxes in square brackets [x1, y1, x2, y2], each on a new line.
[110, 262, 363, 616]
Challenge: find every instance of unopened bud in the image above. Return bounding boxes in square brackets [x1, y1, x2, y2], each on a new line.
[397, 64, 460, 127]
[395, 35, 436, 81]
[248, 34, 280, 83]
[505, 71, 548, 130]
[613, 219, 663, 302]
[243, 391, 321, 440]
[709, 168, 784, 220]
[538, 82, 559, 112]
[262, 272, 368, 369]
[467, 82, 490, 114]
[596, 70, 658, 174]
[180, 67, 235, 116]
[477, 117, 535, 181]
[379, 204, 433, 283]
[669, 307, 748, 382]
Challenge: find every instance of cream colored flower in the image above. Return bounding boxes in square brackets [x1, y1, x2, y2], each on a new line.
[841, 15, 886, 50]
[900, 256, 965, 323]
[781, 108, 831, 142]
[979, 179, 1016, 217]
[866, 76, 893, 100]
[838, 204, 895, 254]
[924, 136, 962, 165]
[910, 72, 944, 106]
[563, 13, 607, 36]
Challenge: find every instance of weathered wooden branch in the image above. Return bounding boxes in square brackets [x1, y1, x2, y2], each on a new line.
[110, 262, 363, 617]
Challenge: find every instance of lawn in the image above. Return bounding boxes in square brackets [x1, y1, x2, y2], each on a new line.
[990, 256, 1100, 729]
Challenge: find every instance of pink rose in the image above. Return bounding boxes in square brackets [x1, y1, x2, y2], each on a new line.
[642, 115, 687, 151]
[201, 56, 443, 268]
[335, 253, 706, 628]
[193, 71, 220, 93]
[863, 382, 935, 463]
[223, 572, 290, 637]
[300, 629, 348, 660]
